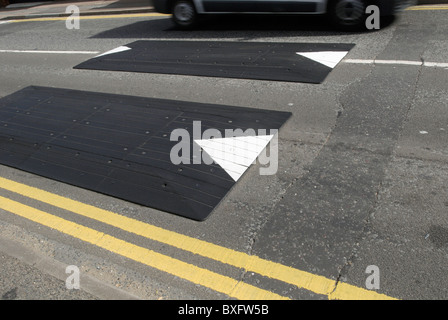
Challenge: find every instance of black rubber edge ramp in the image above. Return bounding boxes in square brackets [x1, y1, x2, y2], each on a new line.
[74, 41, 355, 84]
[0, 86, 291, 221]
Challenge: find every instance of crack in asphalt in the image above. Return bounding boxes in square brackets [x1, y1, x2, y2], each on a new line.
[331, 52, 425, 294]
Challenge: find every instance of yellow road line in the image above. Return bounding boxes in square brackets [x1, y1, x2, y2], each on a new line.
[0, 195, 287, 300]
[9, 13, 168, 23]
[0, 177, 395, 300]
[407, 5, 448, 10]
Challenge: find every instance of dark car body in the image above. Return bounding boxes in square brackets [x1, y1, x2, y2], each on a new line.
[153, 0, 417, 29]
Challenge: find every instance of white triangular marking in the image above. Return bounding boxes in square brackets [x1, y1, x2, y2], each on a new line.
[296, 51, 349, 68]
[194, 135, 274, 181]
[95, 46, 131, 58]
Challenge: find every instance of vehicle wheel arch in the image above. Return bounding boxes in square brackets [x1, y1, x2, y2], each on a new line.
[326, 0, 378, 12]
[168, 0, 200, 13]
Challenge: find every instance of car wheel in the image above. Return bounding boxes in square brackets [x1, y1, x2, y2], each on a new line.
[329, 0, 366, 30]
[172, 0, 197, 29]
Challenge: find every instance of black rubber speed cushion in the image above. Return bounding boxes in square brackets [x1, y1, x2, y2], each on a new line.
[0, 86, 291, 221]
[74, 41, 355, 84]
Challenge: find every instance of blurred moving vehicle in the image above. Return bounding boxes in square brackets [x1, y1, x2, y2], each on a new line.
[153, 0, 416, 30]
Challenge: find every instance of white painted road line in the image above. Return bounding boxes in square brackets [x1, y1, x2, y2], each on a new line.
[0, 49, 100, 54]
[344, 58, 448, 68]
[375, 59, 423, 66]
[424, 61, 448, 68]
[0, 48, 446, 69]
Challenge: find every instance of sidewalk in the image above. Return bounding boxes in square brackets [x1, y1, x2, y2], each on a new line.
[0, 0, 155, 20]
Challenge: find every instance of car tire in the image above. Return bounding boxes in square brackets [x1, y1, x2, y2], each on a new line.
[328, 0, 367, 30]
[172, 0, 198, 29]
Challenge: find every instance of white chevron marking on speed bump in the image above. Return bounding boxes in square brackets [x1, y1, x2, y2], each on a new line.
[194, 135, 274, 181]
[296, 51, 349, 69]
[95, 46, 131, 58]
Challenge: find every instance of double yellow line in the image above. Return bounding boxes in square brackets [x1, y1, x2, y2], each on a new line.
[0, 176, 395, 300]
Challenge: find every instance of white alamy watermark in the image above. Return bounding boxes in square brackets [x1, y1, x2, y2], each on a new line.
[65, 265, 80, 290]
[170, 121, 278, 180]
[365, 265, 380, 290]
[365, 5, 380, 30]
[66, 5, 80, 30]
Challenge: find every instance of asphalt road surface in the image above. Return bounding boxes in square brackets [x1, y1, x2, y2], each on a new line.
[0, 6, 448, 301]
